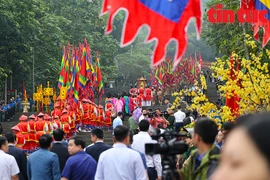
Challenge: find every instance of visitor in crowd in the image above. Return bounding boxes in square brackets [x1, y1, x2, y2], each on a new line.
[139, 109, 147, 122]
[27, 134, 61, 180]
[180, 117, 220, 180]
[95, 125, 147, 180]
[214, 130, 224, 149]
[0, 136, 20, 180]
[176, 129, 196, 169]
[128, 130, 148, 170]
[5, 132, 28, 180]
[128, 115, 138, 131]
[149, 108, 168, 129]
[212, 112, 270, 180]
[112, 112, 123, 130]
[174, 106, 186, 132]
[221, 121, 235, 142]
[166, 108, 175, 131]
[62, 136, 97, 180]
[50, 129, 70, 173]
[164, 98, 172, 108]
[85, 128, 111, 162]
[132, 120, 162, 180]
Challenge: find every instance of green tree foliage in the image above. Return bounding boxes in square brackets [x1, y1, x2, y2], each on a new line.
[202, 0, 270, 58]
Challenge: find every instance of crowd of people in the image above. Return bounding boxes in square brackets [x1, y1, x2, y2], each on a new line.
[2, 97, 115, 154]
[0, 97, 20, 122]
[1, 112, 270, 180]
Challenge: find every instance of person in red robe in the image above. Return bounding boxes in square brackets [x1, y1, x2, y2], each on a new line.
[17, 115, 30, 153]
[145, 86, 152, 106]
[11, 125, 25, 151]
[28, 114, 37, 153]
[138, 86, 146, 106]
[35, 112, 48, 149]
[60, 109, 71, 138]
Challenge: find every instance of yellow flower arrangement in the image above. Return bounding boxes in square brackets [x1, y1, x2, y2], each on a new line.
[172, 37, 270, 127]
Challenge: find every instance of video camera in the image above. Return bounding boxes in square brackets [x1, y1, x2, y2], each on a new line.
[148, 110, 169, 119]
[145, 130, 188, 156]
[145, 130, 189, 180]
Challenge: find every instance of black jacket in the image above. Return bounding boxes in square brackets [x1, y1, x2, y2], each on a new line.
[85, 142, 111, 162]
[50, 142, 70, 172]
[8, 145, 28, 180]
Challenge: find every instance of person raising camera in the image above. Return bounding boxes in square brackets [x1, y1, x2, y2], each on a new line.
[149, 108, 169, 129]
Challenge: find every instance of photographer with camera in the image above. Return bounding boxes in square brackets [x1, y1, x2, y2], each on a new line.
[176, 128, 196, 169]
[132, 120, 162, 180]
[180, 117, 220, 180]
[149, 108, 169, 130]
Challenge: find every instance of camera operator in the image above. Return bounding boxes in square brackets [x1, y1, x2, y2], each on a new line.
[176, 128, 196, 169]
[180, 117, 220, 180]
[139, 109, 148, 122]
[149, 108, 169, 130]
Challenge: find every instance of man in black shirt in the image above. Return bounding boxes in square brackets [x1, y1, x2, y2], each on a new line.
[85, 128, 111, 162]
[50, 129, 70, 172]
[4, 132, 28, 180]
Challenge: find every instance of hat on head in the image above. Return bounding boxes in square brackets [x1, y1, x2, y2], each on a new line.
[179, 128, 188, 136]
[62, 109, 68, 114]
[53, 115, 59, 119]
[54, 102, 60, 108]
[38, 112, 44, 117]
[82, 98, 89, 103]
[19, 115, 28, 121]
[98, 105, 103, 109]
[29, 114, 36, 119]
[11, 125, 20, 131]
[43, 114, 51, 120]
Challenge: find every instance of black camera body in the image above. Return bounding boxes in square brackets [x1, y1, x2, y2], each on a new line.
[148, 110, 169, 119]
[145, 130, 189, 156]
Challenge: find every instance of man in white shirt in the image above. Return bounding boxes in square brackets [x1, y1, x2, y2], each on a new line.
[95, 125, 147, 180]
[0, 136, 19, 180]
[132, 120, 162, 180]
[174, 106, 186, 132]
[112, 112, 123, 129]
[139, 109, 147, 122]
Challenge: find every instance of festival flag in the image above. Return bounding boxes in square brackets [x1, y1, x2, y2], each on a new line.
[101, 0, 202, 66]
[241, 0, 270, 47]
[79, 43, 88, 87]
[96, 52, 105, 100]
[155, 68, 162, 86]
[72, 49, 80, 103]
[58, 46, 69, 89]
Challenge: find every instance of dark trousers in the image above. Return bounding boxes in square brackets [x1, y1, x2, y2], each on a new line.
[147, 167, 157, 180]
[175, 122, 184, 132]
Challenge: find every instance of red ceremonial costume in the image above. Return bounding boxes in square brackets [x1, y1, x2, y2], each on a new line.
[52, 116, 62, 130]
[17, 115, 30, 151]
[61, 109, 71, 138]
[28, 114, 37, 151]
[145, 88, 152, 101]
[97, 105, 105, 127]
[82, 99, 91, 126]
[12, 125, 25, 150]
[35, 113, 48, 147]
